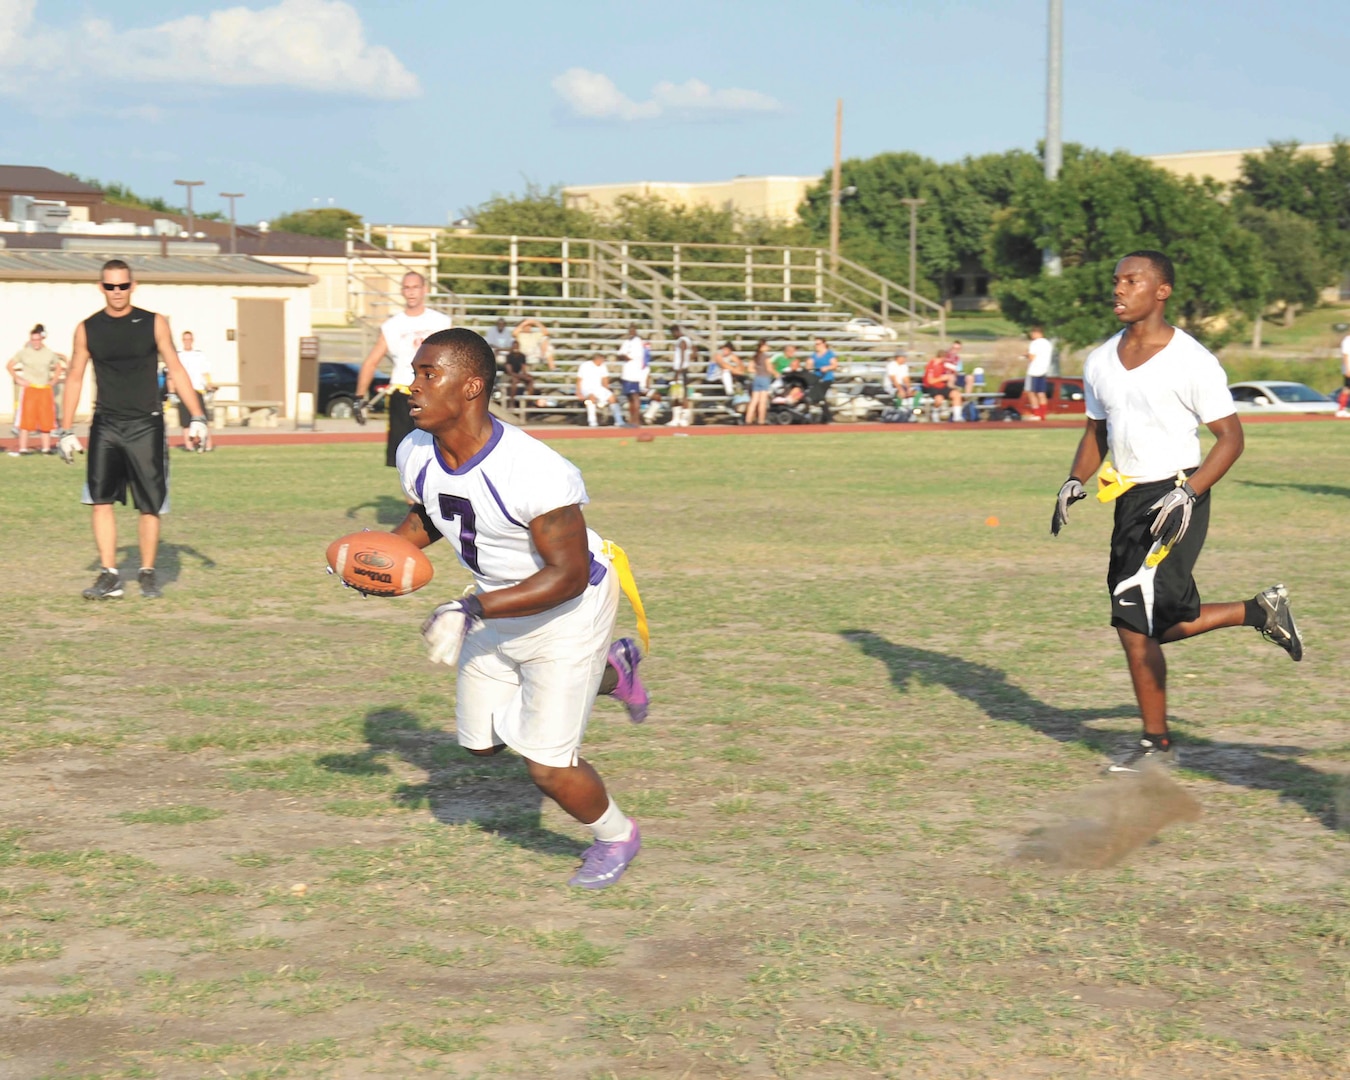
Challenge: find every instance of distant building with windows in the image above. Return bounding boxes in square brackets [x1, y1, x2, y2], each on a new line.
[563, 176, 818, 223]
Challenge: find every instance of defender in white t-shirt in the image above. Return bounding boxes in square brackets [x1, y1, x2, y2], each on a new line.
[1023, 327, 1053, 421]
[1051, 251, 1303, 774]
[390, 328, 648, 889]
[355, 271, 453, 476]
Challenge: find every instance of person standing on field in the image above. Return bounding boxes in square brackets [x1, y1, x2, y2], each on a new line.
[1024, 326, 1053, 421]
[7, 324, 65, 456]
[59, 259, 208, 600]
[168, 330, 215, 451]
[1052, 250, 1303, 774]
[666, 324, 695, 427]
[354, 271, 451, 481]
[1336, 329, 1350, 417]
[395, 328, 649, 888]
[617, 325, 647, 427]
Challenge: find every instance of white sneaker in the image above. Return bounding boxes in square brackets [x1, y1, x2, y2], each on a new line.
[1336, 409, 1350, 419]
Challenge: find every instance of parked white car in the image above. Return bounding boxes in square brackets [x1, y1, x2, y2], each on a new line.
[843, 317, 899, 342]
[1228, 381, 1338, 415]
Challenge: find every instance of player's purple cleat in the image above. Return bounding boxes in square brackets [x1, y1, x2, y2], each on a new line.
[607, 637, 649, 723]
[569, 822, 641, 889]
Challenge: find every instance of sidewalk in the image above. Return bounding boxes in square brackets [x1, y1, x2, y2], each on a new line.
[5, 410, 1339, 453]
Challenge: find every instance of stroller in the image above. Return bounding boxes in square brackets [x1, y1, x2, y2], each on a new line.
[767, 370, 829, 425]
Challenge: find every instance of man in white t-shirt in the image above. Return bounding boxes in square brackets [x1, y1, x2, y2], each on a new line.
[355, 271, 452, 477]
[1337, 332, 1350, 417]
[1051, 250, 1303, 774]
[666, 325, 695, 427]
[884, 351, 912, 401]
[391, 328, 648, 888]
[1024, 327, 1053, 421]
[169, 330, 214, 451]
[616, 325, 648, 428]
[576, 353, 622, 427]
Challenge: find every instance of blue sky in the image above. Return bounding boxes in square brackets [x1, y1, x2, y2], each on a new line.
[0, 0, 1345, 225]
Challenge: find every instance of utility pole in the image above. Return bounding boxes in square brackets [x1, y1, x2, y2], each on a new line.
[1042, 0, 1063, 276]
[829, 98, 843, 272]
[219, 192, 244, 255]
[900, 197, 925, 344]
[173, 179, 204, 243]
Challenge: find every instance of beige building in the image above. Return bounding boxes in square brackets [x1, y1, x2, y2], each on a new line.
[0, 248, 314, 422]
[564, 175, 818, 222]
[1144, 143, 1336, 185]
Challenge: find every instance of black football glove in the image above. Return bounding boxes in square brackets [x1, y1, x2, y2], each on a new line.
[352, 397, 369, 426]
[1051, 478, 1086, 536]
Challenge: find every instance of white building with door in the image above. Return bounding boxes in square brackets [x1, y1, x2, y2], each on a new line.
[0, 248, 315, 423]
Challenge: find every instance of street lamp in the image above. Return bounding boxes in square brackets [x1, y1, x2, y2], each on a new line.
[900, 197, 925, 343]
[220, 192, 244, 255]
[173, 179, 204, 244]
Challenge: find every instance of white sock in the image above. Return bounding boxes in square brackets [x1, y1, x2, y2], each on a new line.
[104, 567, 119, 575]
[587, 798, 632, 843]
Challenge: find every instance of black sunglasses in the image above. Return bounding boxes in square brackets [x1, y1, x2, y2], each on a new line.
[102, 282, 132, 291]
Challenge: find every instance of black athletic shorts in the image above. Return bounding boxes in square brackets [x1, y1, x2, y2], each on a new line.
[1107, 472, 1209, 639]
[386, 390, 413, 468]
[924, 384, 958, 399]
[84, 412, 169, 513]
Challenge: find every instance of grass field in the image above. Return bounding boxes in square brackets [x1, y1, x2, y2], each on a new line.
[1, 425, 1347, 1080]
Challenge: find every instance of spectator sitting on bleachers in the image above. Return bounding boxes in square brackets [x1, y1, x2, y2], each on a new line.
[770, 342, 800, 375]
[884, 351, 912, 401]
[576, 353, 622, 428]
[921, 349, 964, 421]
[810, 337, 839, 385]
[707, 342, 743, 396]
[484, 318, 514, 361]
[503, 340, 537, 411]
[514, 318, 556, 374]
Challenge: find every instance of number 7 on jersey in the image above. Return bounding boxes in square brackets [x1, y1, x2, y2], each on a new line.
[438, 494, 482, 574]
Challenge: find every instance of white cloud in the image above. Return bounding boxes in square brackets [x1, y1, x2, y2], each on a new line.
[552, 67, 780, 122]
[0, 0, 420, 100]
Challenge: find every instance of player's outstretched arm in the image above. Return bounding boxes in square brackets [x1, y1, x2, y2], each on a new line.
[478, 503, 592, 620]
[1053, 417, 1107, 535]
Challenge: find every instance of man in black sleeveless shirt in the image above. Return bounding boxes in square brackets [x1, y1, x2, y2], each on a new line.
[59, 259, 208, 600]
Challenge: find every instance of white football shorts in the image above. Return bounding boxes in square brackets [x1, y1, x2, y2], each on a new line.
[454, 565, 618, 767]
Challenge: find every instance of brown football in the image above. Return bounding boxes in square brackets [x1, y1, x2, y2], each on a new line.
[326, 531, 434, 597]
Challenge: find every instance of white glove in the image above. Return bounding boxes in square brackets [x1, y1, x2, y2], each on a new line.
[1148, 480, 1197, 550]
[421, 596, 483, 667]
[187, 416, 209, 452]
[1050, 478, 1086, 536]
[57, 430, 83, 465]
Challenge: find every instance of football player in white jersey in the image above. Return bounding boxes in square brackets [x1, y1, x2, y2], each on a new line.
[391, 328, 648, 889]
[355, 271, 452, 480]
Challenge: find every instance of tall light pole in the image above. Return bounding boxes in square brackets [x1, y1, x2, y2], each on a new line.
[829, 98, 843, 272]
[173, 179, 204, 243]
[900, 197, 925, 343]
[1042, 0, 1063, 276]
[219, 192, 244, 254]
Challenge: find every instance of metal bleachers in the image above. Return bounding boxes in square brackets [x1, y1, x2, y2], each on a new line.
[342, 231, 948, 426]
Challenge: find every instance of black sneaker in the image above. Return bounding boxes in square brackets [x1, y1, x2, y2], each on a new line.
[1255, 584, 1302, 661]
[83, 570, 124, 600]
[138, 568, 163, 599]
[1106, 737, 1177, 774]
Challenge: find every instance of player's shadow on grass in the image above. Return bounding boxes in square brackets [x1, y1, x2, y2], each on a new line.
[86, 542, 217, 585]
[843, 631, 1347, 831]
[317, 706, 587, 857]
[1235, 479, 1350, 500]
[345, 496, 410, 526]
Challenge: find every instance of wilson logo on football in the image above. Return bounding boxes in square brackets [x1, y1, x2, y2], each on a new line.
[355, 551, 396, 570]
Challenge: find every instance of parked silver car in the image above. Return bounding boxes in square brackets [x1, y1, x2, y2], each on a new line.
[1228, 381, 1337, 415]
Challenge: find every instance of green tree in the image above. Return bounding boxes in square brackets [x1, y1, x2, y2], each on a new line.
[68, 175, 224, 220]
[795, 150, 1041, 302]
[988, 147, 1265, 349]
[1238, 206, 1334, 327]
[1236, 140, 1350, 272]
[269, 207, 363, 240]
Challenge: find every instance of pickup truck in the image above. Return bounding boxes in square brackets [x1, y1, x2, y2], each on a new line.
[995, 376, 1085, 420]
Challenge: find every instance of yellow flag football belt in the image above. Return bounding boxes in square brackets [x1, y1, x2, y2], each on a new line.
[1096, 461, 1137, 503]
[601, 540, 650, 655]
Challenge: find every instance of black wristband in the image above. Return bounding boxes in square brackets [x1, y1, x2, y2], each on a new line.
[1181, 480, 1198, 499]
[460, 594, 484, 620]
[189, 415, 207, 425]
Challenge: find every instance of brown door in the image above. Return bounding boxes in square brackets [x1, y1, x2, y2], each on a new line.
[236, 299, 286, 405]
